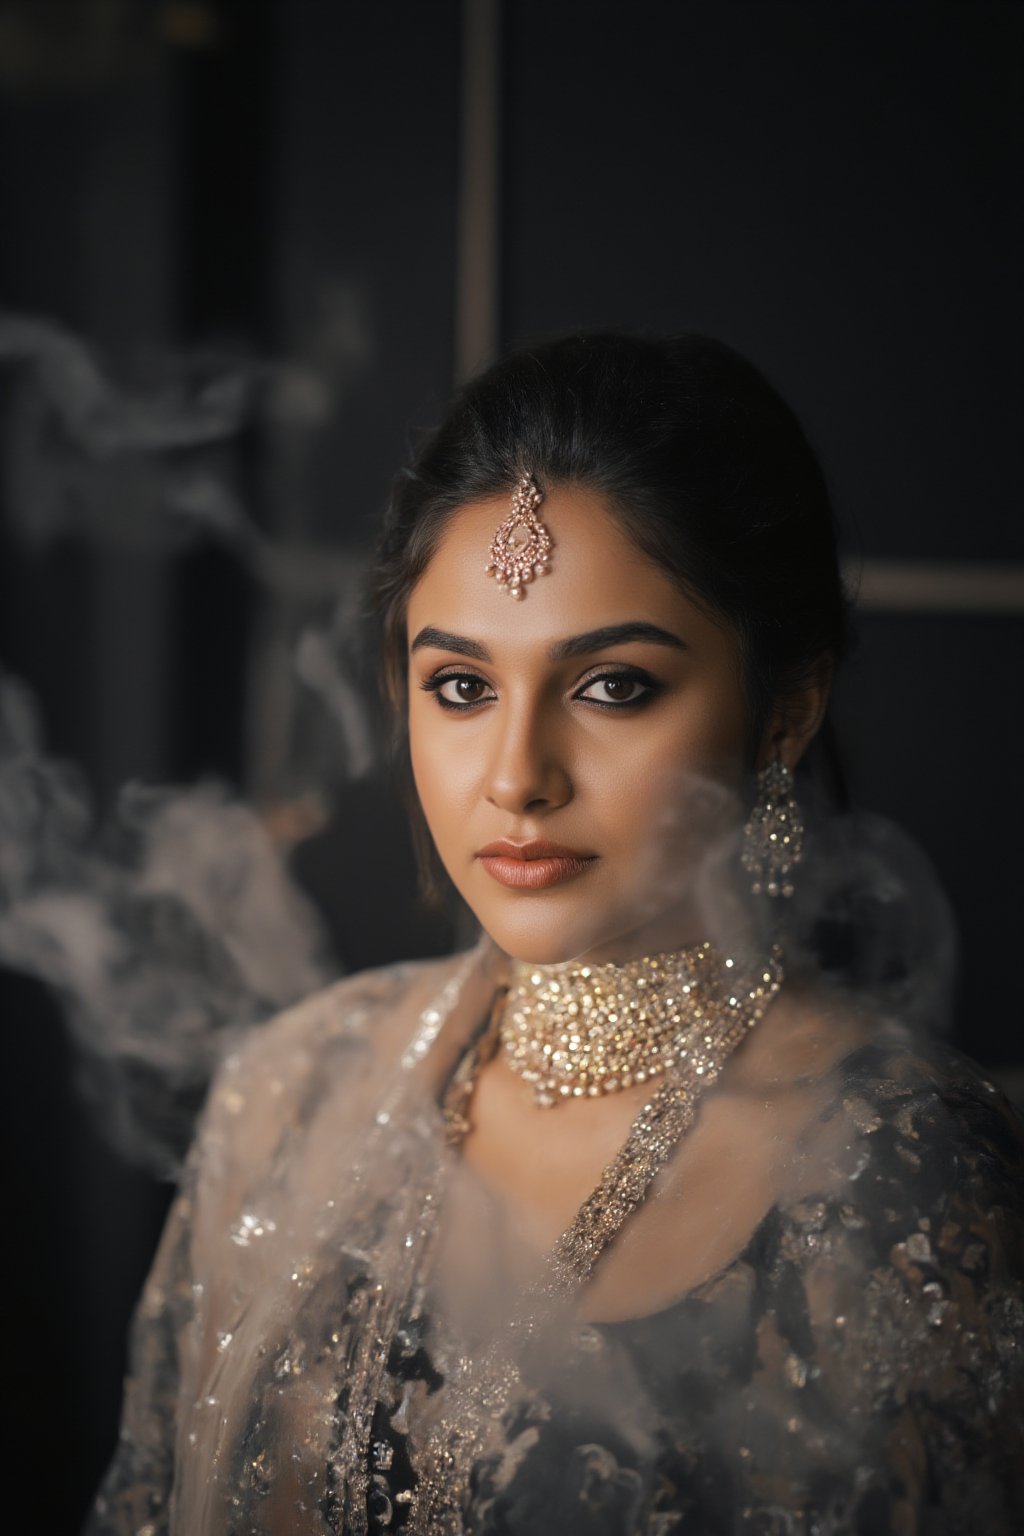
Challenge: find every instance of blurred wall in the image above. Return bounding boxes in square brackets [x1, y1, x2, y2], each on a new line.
[0, 2, 1021, 1530]
[498, 0, 1024, 1068]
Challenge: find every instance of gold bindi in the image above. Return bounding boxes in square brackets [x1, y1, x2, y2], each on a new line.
[483, 473, 553, 599]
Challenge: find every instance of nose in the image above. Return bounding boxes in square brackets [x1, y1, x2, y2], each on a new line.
[484, 702, 572, 815]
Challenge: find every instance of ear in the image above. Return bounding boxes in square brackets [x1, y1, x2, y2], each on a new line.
[758, 661, 833, 772]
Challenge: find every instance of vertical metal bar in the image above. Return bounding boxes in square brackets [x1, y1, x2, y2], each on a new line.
[455, 0, 502, 382]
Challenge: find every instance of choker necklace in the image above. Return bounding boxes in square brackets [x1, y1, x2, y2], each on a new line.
[499, 942, 782, 1107]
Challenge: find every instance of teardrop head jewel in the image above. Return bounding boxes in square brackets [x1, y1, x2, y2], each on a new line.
[483, 473, 553, 598]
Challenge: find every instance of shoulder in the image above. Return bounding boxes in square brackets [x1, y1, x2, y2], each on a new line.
[741, 976, 1024, 1217]
[211, 949, 467, 1097]
[726, 988, 1024, 1345]
[819, 1025, 1024, 1212]
[760, 1019, 1024, 1346]
[196, 947, 485, 1174]
[727, 1025, 1024, 1524]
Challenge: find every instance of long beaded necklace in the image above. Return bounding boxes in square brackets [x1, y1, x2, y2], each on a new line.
[408, 942, 784, 1533]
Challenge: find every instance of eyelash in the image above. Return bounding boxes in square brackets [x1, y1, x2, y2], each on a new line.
[418, 667, 661, 713]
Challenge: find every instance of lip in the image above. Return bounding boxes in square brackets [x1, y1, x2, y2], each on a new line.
[477, 839, 592, 860]
[476, 839, 598, 891]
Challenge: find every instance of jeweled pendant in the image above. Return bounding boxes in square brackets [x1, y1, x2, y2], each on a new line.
[484, 474, 553, 598]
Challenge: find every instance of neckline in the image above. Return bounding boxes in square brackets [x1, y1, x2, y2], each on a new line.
[435, 959, 784, 1330]
[586, 1200, 777, 1333]
[584, 1028, 944, 1332]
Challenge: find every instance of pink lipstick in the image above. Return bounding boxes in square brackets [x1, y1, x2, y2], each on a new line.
[476, 840, 597, 891]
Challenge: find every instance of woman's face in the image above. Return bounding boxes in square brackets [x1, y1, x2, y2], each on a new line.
[406, 485, 756, 965]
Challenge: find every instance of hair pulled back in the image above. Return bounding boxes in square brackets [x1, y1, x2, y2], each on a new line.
[373, 331, 848, 750]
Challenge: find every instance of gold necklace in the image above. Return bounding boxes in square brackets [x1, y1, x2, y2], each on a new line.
[500, 941, 743, 1107]
[413, 942, 784, 1533]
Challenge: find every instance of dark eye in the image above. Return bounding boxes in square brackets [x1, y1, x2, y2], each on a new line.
[439, 675, 489, 705]
[577, 673, 652, 706]
[419, 671, 498, 709]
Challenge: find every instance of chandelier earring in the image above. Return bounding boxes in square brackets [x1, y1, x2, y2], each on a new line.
[741, 757, 804, 898]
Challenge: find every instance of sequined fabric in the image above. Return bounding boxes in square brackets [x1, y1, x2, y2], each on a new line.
[85, 942, 1024, 1535]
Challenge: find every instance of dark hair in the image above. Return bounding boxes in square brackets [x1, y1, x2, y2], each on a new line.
[371, 331, 850, 897]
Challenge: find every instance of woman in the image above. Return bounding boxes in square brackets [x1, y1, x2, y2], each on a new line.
[87, 334, 1024, 1535]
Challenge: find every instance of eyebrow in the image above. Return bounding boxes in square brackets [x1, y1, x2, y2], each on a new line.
[409, 621, 688, 663]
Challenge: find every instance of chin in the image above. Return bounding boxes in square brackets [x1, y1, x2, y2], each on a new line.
[499, 938, 589, 967]
[472, 885, 721, 968]
[475, 903, 651, 968]
[461, 866, 707, 968]
[470, 908, 599, 967]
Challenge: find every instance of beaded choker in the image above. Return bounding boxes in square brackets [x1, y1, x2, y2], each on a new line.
[499, 942, 783, 1107]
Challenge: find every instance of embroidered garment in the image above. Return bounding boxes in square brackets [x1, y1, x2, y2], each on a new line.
[85, 941, 1024, 1534]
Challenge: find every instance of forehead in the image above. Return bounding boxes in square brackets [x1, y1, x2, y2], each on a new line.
[407, 484, 718, 649]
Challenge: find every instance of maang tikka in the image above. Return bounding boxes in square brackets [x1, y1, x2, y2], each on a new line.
[484, 473, 553, 598]
[741, 757, 804, 898]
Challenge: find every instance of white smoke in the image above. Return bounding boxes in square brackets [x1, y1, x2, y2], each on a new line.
[0, 315, 380, 1174]
[0, 312, 266, 553]
[0, 670, 334, 1175]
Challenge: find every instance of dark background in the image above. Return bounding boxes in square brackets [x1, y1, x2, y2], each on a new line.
[0, 3, 1020, 1531]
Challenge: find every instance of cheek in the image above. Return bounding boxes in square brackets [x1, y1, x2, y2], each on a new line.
[408, 708, 474, 841]
[609, 701, 748, 801]
[626, 760, 738, 848]
[673, 678, 750, 772]
[593, 716, 747, 864]
[408, 718, 440, 826]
